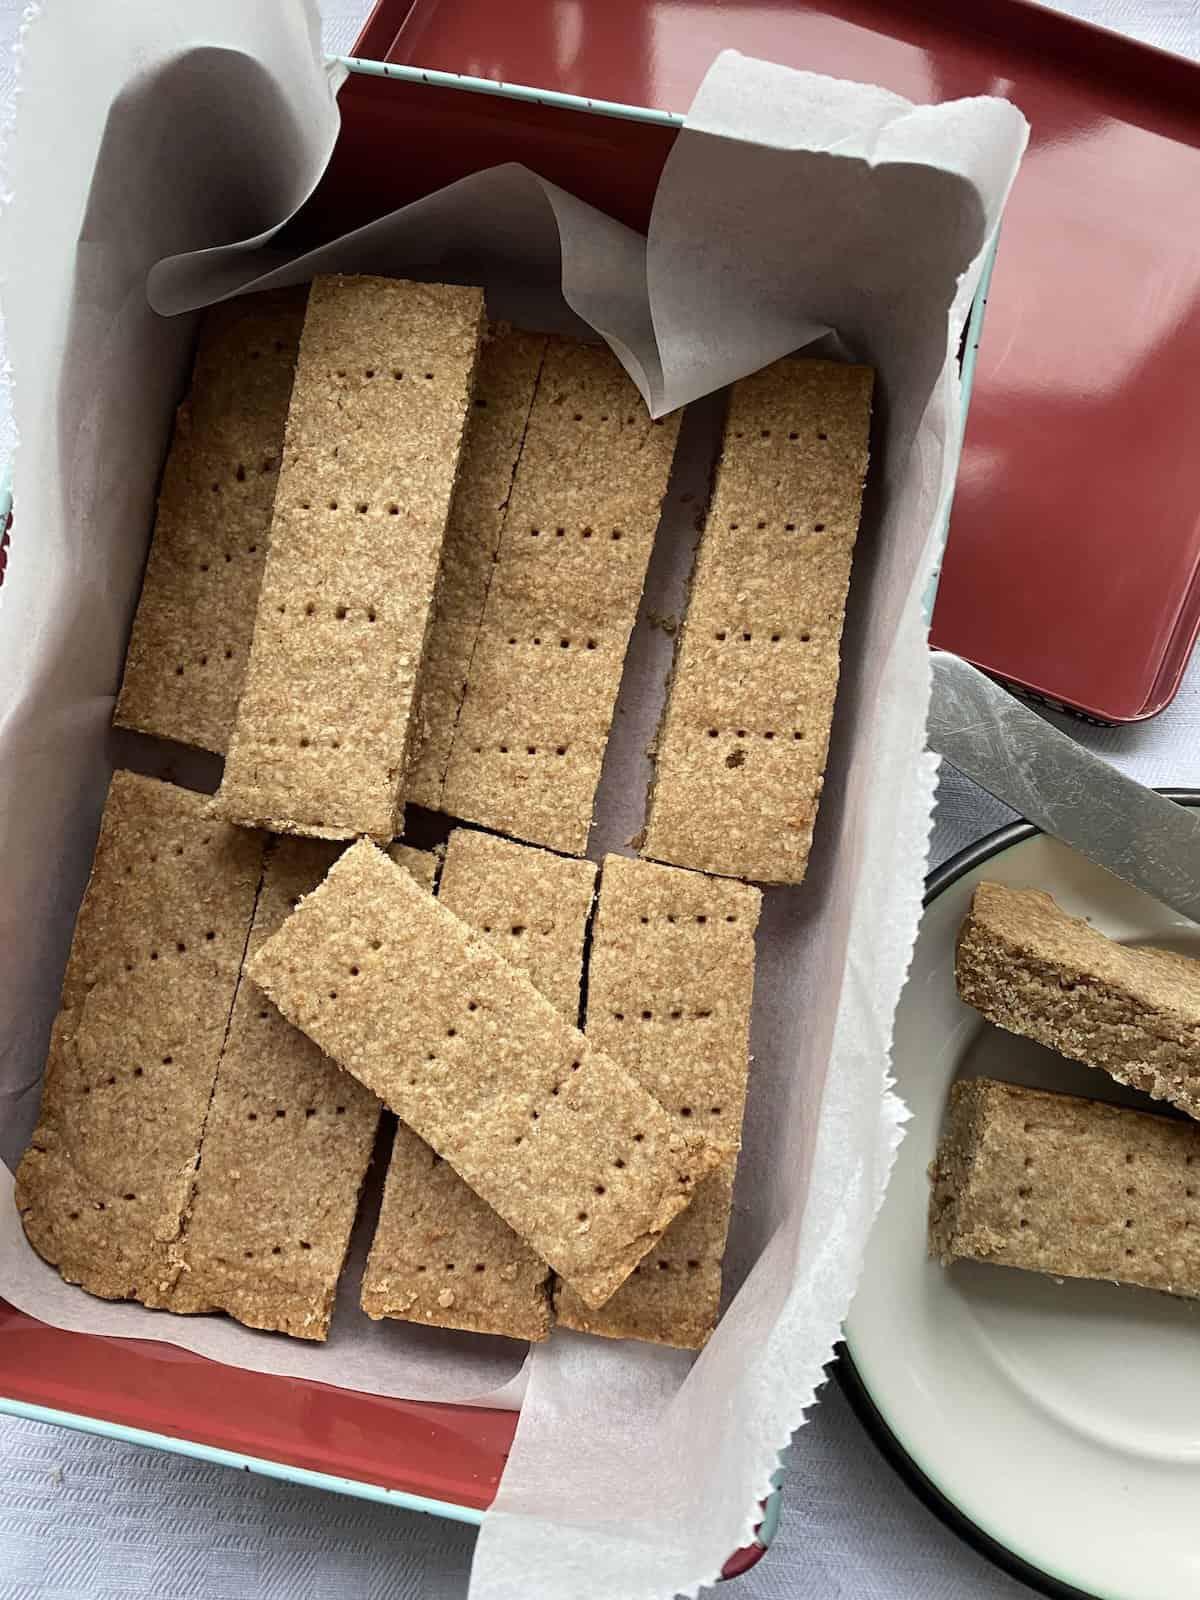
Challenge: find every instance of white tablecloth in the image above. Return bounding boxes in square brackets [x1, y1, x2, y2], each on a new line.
[3, 3, 1198, 1595]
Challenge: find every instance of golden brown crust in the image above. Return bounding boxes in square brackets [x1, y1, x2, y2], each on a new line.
[388, 843, 438, 893]
[554, 1169, 735, 1348]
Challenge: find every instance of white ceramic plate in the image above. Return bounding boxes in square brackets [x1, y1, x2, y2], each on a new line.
[844, 811, 1200, 1600]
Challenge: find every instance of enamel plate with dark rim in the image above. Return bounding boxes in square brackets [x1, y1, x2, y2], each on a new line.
[842, 796, 1200, 1600]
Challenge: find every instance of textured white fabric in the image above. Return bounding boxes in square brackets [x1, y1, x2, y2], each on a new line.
[1, 3, 1198, 1597]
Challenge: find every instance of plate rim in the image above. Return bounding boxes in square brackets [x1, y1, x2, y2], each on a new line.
[835, 786, 1200, 1600]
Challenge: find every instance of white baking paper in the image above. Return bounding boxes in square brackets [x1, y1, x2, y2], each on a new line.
[0, 2, 1027, 1592]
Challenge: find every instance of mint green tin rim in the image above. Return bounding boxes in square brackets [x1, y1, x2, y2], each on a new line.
[0, 48, 995, 1560]
[330, 53, 685, 126]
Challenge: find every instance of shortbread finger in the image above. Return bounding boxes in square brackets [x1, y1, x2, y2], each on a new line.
[643, 358, 873, 883]
[957, 881, 1200, 1120]
[405, 330, 546, 808]
[172, 840, 383, 1337]
[361, 829, 595, 1337]
[930, 1077, 1200, 1297]
[174, 840, 434, 1339]
[250, 840, 719, 1308]
[115, 290, 306, 753]
[15, 773, 264, 1306]
[216, 275, 484, 840]
[441, 340, 681, 854]
[437, 828, 596, 1017]
[555, 854, 759, 1346]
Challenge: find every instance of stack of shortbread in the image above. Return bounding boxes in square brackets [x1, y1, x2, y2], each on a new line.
[18, 276, 874, 1344]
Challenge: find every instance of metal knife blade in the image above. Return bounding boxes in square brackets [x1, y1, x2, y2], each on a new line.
[927, 651, 1200, 924]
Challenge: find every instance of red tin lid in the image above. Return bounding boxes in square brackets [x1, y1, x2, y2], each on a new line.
[0, 1296, 514, 1507]
[352, 0, 1200, 722]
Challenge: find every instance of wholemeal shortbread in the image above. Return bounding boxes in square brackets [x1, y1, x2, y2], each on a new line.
[643, 358, 873, 883]
[250, 840, 719, 1308]
[115, 290, 306, 754]
[168, 840, 433, 1339]
[930, 1077, 1200, 1298]
[441, 341, 681, 854]
[16, 773, 264, 1306]
[216, 275, 484, 840]
[555, 855, 760, 1346]
[362, 830, 595, 1339]
[957, 881, 1200, 1120]
[405, 331, 546, 809]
